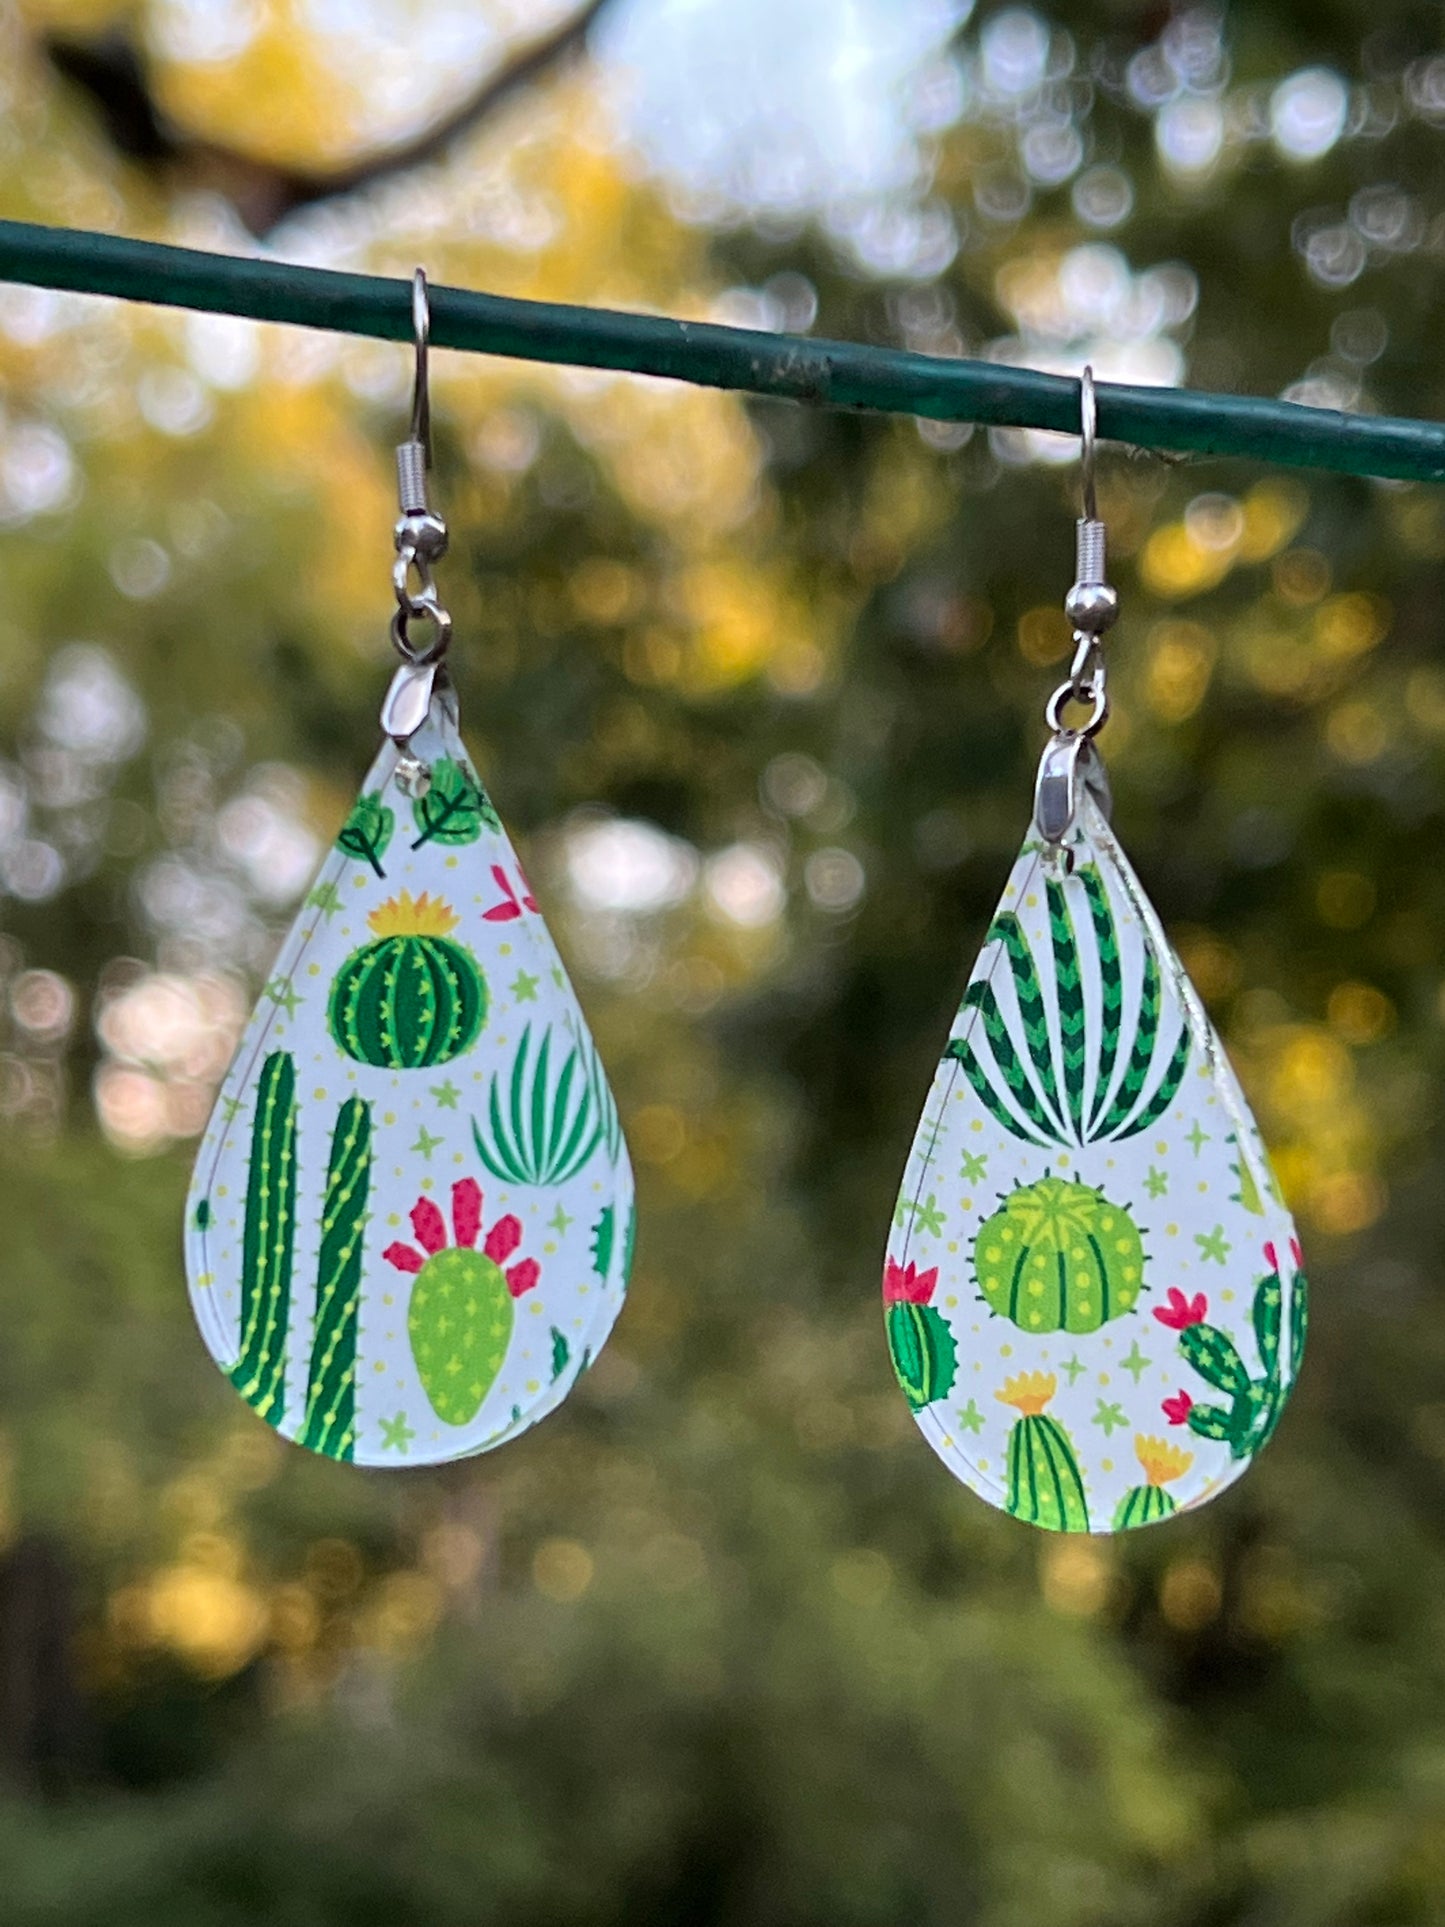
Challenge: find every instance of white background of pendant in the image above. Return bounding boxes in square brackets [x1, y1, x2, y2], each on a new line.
[886, 797, 1304, 1533]
[185, 703, 633, 1468]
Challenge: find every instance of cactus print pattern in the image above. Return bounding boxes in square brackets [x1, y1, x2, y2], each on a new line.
[185, 698, 634, 1468]
[884, 788, 1306, 1534]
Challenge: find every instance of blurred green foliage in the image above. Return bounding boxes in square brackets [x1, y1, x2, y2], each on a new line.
[4, 1, 1445, 1922]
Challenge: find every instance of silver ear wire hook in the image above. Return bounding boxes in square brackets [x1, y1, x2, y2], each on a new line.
[381, 266, 453, 774]
[1035, 365, 1117, 855]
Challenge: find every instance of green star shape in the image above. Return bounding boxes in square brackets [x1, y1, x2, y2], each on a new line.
[550, 965, 565, 988]
[956, 1398, 985, 1436]
[265, 978, 302, 1019]
[430, 1080, 460, 1110]
[1144, 1165, 1168, 1199]
[548, 1204, 574, 1235]
[220, 1095, 245, 1123]
[912, 1193, 946, 1237]
[1186, 1119, 1211, 1156]
[1195, 1224, 1231, 1265]
[1092, 1399, 1128, 1437]
[1121, 1339, 1152, 1383]
[960, 1149, 989, 1184]
[1061, 1354, 1086, 1386]
[893, 1194, 910, 1230]
[307, 880, 343, 920]
[411, 1125, 444, 1159]
[378, 1412, 416, 1454]
[511, 969, 540, 1003]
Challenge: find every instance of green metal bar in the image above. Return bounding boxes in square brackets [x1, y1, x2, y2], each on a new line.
[1, 217, 1443, 483]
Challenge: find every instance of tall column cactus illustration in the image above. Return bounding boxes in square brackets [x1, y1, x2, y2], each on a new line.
[229, 1053, 374, 1460]
[1112, 1435, 1193, 1529]
[973, 1174, 1145, 1334]
[1162, 1242, 1308, 1459]
[231, 1051, 298, 1425]
[296, 1099, 371, 1460]
[997, 1372, 1089, 1532]
[883, 1258, 957, 1409]
[328, 890, 487, 1070]
[384, 1178, 541, 1425]
[945, 862, 1190, 1147]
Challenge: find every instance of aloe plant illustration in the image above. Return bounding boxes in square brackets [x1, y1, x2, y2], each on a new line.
[409, 756, 500, 849]
[337, 791, 394, 878]
[945, 860, 1190, 1147]
[1163, 1241, 1308, 1460]
[226, 1050, 373, 1461]
[470, 1023, 606, 1186]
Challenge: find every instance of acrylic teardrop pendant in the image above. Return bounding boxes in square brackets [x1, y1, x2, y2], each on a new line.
[184, 268, 632, 1467]
[883, 738, 1306, 1532]
[186, 691, 634, 1466]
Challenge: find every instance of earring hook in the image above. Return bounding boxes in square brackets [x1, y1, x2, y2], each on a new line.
[1079, 363, 1098, 523]
[409, 267, 431, 469]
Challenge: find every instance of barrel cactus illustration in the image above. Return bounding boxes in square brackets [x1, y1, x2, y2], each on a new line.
[1113, 1435, 1193, 1530]
[231, 1050, 298, 1425]
[296, 1098, 371, 1461]
[328, 890, 486, 1069]
[1166, 1241, 1308, 1460]
[883, 1258, 958, 1410]
[226, 1052, 374, 1461]
[997, 1371, 1089, 1532]
[944, 860, 1191, 1146]
[973, 1175, 1145, 1335]
[384, 1177, 541, 1426]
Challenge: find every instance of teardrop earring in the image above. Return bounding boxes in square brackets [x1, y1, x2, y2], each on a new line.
[185, 270, 635, 1467]
[882, 369, 1306, 1534]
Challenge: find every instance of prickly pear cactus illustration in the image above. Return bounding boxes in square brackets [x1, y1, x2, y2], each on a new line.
[883, 1259, 958, 1409]
[185, 696, 634, 1468]
[385, 1179, 538, 1425]
[328, 890, 487, 1069]
[884, 788, 1307, 1533]
[973, 1176, 1145, 1334]
[997, 1373, 1089, 1532]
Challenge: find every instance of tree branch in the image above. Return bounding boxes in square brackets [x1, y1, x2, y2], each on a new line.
[45, 0, 615, 238]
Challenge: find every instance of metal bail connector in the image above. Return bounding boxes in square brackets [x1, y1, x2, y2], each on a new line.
[385, 267, 452, 773]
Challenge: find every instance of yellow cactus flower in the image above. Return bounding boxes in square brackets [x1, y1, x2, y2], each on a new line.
[368, 890, 460, 938]
[1135, 1434, 1193, 1486]
[996, 1370, 1056, 1416]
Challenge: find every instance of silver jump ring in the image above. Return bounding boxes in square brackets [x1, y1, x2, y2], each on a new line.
[1044, 679, 1109, 738]
[390, 600, 452, 664]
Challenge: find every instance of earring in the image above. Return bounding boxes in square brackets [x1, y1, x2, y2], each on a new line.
[883, 369, 1305, 1534]
[185, 271, 634, 1467]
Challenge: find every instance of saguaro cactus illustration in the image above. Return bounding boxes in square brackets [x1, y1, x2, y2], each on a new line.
[328, 890, 487, 1070]
[945, 860, 1190, 1147]
[973, 1175, 1145, 1334]
[997, 1372, 1090, 1532]
[1168, 1242, 1308, 1460]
